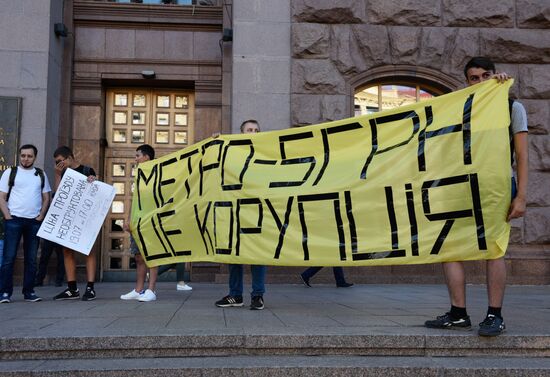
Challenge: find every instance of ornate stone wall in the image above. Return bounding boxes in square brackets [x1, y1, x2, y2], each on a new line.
[290, 0, 550, 275]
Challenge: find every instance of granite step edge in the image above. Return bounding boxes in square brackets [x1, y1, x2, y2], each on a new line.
[1, 334, 550, 360]
[1, 355, 550, 377]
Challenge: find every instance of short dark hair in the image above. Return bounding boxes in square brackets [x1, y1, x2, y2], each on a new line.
[19, 144, 38, 157]
[136, 144, 155, 160]
[464, 57, 496, 79]
[240, 119, 260, 133]
[53, 146, 74, 159]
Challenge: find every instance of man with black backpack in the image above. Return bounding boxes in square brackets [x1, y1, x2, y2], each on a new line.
[425, 57, 528, 337]
[0, 144, 51, 303]
[51, 146, 98, 301]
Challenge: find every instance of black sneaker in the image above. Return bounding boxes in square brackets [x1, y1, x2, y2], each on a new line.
[0, 293, 10, 303]
[82, 287, 96, 301]
[337, 282, 354, 288]
[53, 288, 80, 300]
[215, 295, 243, 307]
[299, 274, 311, 287]
[250, 296, 264, 310]
[478, 315, 506, 337]
[24, 293, 42, 302]
[425, 312, 471, 330]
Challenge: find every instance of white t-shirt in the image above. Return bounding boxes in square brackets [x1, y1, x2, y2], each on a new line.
[0, 167, 51, 218]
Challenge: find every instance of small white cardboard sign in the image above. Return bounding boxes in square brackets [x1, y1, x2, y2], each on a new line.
[38, 168, 116, 255]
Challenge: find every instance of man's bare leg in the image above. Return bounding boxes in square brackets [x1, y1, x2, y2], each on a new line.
[148, 266, 158, 292]
[425, 261, 470, 329]
[53, 248, 80, 300]
[63, 248, 76, 282]
[86, 249, 97, 283]
[443, 261, 466, 307]
[486, 257, 506, 308]
[135, 254, 146, 293]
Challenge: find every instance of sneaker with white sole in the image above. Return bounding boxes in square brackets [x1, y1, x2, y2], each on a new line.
[53, 288, 80, 301]
[425, 312, 471, 330]
[120, 289, 143, 300]
[250, 296, 264, 310]
[478, 314, 506, 337]
[138, 289, 157, 302]
[215, 295, 243, 307]
[176, 282, 192, 291]
[24, 293, 42, 302]
[0, 293, 10, 303]
[82, 287, 96, 301]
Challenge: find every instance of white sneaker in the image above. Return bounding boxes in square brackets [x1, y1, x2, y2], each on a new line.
[120, 289, 142, 300]
[176, 282, 192, 291]
[138, 289, 157, 302]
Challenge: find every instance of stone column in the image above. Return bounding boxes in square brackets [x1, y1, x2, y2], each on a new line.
[232, 0, 291, 132]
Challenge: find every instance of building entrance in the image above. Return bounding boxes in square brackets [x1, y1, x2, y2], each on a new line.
[102, 89, 194, 279]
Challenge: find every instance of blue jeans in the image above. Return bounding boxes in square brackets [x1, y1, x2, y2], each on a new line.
[228, 264, 266, 298]
[0, 217, 41, 296]
[158, 263, 186, 281]
[301, 267, 347, 285]
[0, 239, 4, 268]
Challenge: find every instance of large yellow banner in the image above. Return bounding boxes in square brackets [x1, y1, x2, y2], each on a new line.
[131, 80, 512, 267]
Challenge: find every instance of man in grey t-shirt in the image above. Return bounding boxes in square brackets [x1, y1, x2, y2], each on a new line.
[425, 57, 528, 337]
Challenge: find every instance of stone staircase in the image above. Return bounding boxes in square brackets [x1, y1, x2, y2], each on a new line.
[1, 283, 549, 376]
[1, 332, 550, 376]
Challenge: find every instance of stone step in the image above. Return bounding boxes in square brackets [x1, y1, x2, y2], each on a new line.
[1, 355, 550, 376]
[2, 333, 550, 360]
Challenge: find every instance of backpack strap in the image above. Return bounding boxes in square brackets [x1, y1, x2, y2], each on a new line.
[34, 167, 45, 190]
[6, 166, 17, 202]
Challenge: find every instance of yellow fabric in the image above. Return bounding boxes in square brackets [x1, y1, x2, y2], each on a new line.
[131, 79, 512, 267]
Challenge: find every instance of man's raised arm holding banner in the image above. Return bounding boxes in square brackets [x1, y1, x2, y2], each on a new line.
[130, 56, 525, 338]
[425, 57, 528, 337]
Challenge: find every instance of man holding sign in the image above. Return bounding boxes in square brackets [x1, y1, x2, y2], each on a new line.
[51, 146, 98, 301]
[425, 57, 528, 336]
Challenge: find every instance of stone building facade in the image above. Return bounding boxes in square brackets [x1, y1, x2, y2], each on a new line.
[232, 0, 550, 283]
[1, 0, 548, 283]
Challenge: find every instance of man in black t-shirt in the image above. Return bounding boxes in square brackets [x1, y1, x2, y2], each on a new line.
[50, 146, 98, 301]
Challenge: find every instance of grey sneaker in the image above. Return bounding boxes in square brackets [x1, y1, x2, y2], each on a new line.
[478, 315, 506, 337]
[425, 312, 471, 330]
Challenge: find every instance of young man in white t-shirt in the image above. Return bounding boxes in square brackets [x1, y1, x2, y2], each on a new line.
[0, 144, 51, 303]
